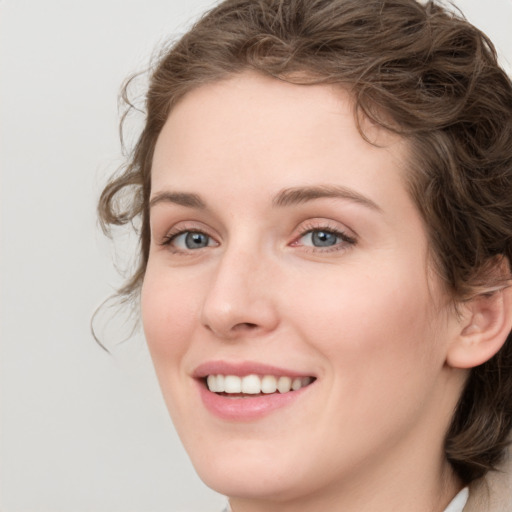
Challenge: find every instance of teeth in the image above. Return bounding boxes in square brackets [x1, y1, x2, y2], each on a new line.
[277, 376, 292, 393]
[224, 375, 242, 393]
[261, 375, 277, 394]
[206, 374, 313, 394]
[241, 374, 261, 394]
[207, 375, 217, 392]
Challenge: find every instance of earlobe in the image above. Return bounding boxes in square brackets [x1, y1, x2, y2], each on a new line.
[446, 286, 512, 369]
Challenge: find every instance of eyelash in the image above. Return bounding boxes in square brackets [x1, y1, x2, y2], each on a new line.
[159, 223, 357, 254]
[292, 223, 357, 253]
[160, 227, 217, 254]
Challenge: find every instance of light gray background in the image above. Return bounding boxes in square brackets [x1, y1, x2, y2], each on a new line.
[1, 1, 511, 511]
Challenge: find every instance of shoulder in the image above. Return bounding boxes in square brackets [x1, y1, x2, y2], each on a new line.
[464, 443, 512, 511]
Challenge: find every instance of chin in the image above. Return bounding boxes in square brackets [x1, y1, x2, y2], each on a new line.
[176, 423, 342, 504]
[192, 453, 312, 502]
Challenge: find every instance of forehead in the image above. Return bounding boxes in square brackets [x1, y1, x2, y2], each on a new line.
[151, 71, 409, 200]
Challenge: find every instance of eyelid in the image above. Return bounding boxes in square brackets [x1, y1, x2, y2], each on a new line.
[293, 218, 356, 239]
[290, 220, 358, 251]
[166, 230, 213, 243]
[158, 221, 219, 248]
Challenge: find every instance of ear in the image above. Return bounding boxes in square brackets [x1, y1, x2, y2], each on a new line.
[446, 285, 512, 369]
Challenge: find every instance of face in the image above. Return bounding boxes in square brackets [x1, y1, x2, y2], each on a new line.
[142, 72, 463, 506]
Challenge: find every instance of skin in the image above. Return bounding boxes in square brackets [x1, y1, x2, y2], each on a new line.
[141, 72, 468, 512]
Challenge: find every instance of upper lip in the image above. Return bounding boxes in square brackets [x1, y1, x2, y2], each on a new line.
[193, 360, 315, 379]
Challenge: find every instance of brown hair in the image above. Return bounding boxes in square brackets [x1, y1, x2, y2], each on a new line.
[98, 0, 512, 483]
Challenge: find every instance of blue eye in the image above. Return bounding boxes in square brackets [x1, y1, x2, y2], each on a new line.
[309, 230, 339, 247]
[300, 230, 340, 247]
[167, 231, 214, 250]
[297, 228, 356, 250]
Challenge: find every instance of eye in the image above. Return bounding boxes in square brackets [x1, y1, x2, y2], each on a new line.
[302, 230, 340, 247]
[164, 230, 217, 251]
[293, 226, 357, 252]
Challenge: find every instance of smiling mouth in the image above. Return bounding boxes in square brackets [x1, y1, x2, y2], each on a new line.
[205, 374, 315, 397]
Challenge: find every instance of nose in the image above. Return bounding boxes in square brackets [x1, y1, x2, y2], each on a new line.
[200, 245, 280, 340]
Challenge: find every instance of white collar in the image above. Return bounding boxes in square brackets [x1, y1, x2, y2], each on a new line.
[442, 487, 469, 512]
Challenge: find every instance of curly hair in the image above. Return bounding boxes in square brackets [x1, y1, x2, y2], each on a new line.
[98, 0, 512, 483]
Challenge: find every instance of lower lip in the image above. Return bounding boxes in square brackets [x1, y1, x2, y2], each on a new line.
[197, 380, 312, 421]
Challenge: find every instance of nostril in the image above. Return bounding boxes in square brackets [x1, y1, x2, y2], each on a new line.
[203, 320, 261, 338]
[234, 322, 258, 331]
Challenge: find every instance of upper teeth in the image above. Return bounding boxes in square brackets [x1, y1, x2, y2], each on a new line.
[206, 374, 313, 394]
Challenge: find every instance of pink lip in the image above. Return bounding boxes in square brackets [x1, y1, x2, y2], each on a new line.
[193, 360, 315, 421]
[196, 380, 312, 421]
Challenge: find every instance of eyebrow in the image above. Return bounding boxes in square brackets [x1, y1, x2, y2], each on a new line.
[149, 191, 207, 209]
[149, 184, 381, 212]
[272, 185, 382, 211]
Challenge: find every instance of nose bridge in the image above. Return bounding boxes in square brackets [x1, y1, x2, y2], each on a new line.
[200, 236, 278, 338]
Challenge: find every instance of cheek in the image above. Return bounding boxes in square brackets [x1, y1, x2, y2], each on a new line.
[293, 259, 442, 391]
[141, 269, 198, 369]
[289, 270, 446, 455]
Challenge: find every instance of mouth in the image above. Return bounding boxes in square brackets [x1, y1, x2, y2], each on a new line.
[194, 362, 317, 419]
[205, 374, 315, 397]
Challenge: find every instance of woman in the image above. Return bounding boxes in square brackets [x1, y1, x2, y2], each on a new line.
[99, 0, 512, 510]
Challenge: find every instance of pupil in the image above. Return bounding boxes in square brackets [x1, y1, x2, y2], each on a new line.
[185, 232, 208, 249]
[312, 231, 337, 247]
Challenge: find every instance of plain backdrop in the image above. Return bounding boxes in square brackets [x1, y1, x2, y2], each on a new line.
[1, 1, 511, 511]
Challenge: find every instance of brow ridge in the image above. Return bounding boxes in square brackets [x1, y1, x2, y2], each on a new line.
[272, 185, 381, 211]
[149, 191, 206, 209]
[149, 184, 381, 212]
